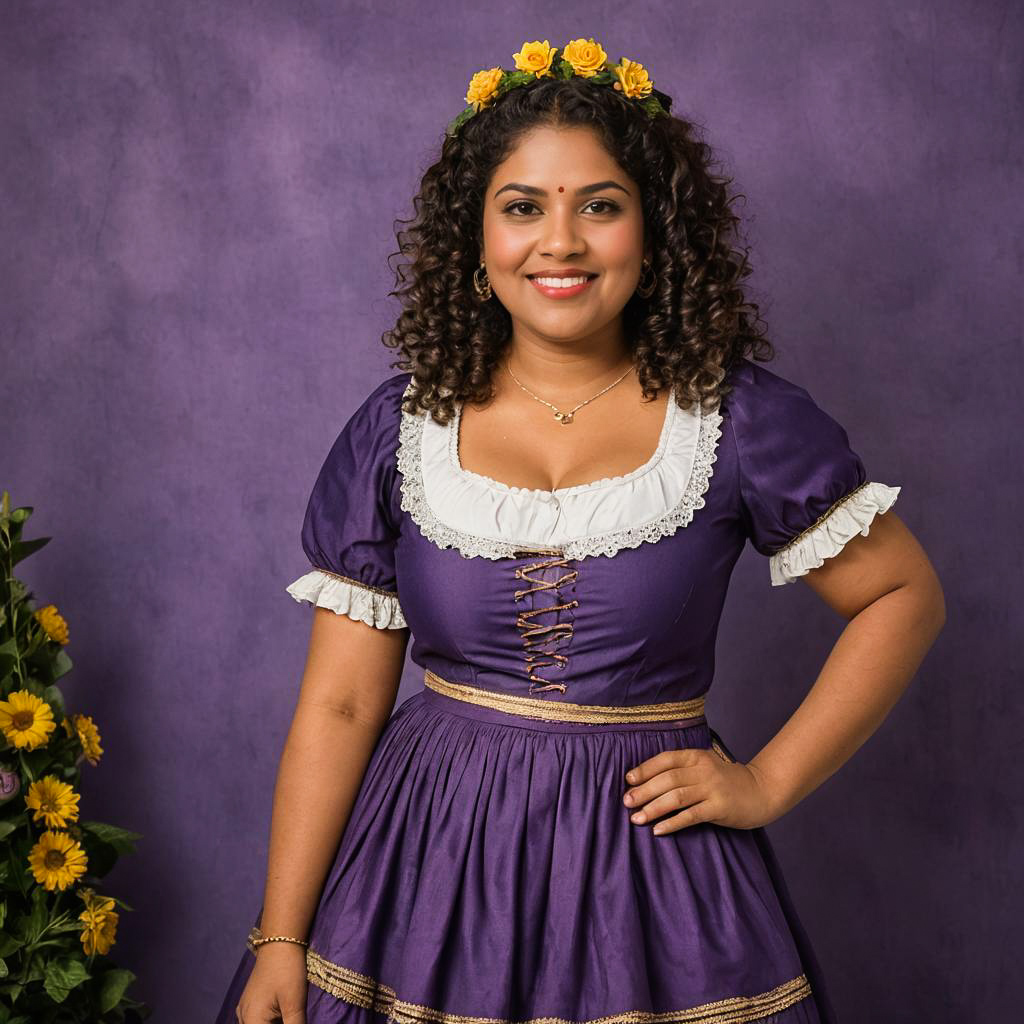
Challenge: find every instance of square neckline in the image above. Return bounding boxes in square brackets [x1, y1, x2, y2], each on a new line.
[447, 383, 679, 498]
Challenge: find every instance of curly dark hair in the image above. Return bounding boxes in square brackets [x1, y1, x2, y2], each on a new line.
[381, 74, 775, 425]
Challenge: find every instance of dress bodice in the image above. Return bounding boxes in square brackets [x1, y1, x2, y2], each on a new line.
[285, 359, 900, 707]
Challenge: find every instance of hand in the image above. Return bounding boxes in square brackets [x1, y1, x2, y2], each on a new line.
[622, 746, 781, 833]
[235, 942, 308, 1023]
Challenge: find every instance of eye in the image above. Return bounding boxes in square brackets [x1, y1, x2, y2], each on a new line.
[501, 198, 623, 217]
[504, 200, 539, 216]
[584, 199, 621, 214]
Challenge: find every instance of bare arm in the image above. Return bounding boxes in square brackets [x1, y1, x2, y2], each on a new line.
[256, 608, 410, 944]
[747, 511, 947, 820]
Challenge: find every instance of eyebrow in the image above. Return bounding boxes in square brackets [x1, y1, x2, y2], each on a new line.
[493, 180, 631, 199]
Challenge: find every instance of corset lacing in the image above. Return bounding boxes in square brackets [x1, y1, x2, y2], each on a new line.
[512, 548, 579, 695]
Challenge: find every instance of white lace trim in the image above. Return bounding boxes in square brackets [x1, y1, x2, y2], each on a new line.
[395, 379, 724, 560]
[285, 569, 408, 629]
[769, 481, 901, 586]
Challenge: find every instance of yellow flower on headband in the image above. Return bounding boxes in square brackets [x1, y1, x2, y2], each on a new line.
[513, 40, 556, 77]
[466, 67, 504, 111]
[448, 39, 669, 137]
[612, 58, 653, 100]
[562, 37, 608, 77]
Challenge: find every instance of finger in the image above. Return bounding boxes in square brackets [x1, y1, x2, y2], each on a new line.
[628, 783, 704, 825]
[651, 800, 713, 835]
[623, 765, 685, 807]
[625, 747, 701, 785]
[625, 750, 717, 806]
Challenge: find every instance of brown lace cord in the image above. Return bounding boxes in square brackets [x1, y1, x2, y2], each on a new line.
[512, 548, 579, 695]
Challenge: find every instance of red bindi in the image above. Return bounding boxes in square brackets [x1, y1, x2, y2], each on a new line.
[558, 186, 564, 192]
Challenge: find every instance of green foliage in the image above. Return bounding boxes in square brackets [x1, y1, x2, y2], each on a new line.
[0, 492, 151, 1021]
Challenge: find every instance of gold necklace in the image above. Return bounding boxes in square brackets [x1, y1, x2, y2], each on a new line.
[505, 359, 636, 425]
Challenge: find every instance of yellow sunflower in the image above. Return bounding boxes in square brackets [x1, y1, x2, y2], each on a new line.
[61, 712, 103, 765]
[79, 895, 119, 955]
[25, 775, 81, 829]
[28, 829, 88, 891]
[0, 690, 57, 751]
[34, 604, 70, 645]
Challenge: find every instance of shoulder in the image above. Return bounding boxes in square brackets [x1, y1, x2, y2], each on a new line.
[721, 356, 849, 442]
[722, 356, 819, 416]
[329, 371, 414, 451]
[348, 371, 414, 429]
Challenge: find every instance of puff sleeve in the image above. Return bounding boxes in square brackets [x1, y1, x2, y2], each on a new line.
[727, 360, 901, 586]
[285, 380, 408, 629]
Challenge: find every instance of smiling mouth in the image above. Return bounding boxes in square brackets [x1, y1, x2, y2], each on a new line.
[527, 274, 599, 298]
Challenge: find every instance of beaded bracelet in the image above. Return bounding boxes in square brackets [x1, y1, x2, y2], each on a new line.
[247, 925, 309, 953]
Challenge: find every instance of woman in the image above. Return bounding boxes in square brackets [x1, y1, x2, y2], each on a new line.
[219, 38, 945, 1024]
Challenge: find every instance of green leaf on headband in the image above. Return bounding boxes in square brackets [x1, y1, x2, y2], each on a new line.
[498, 71, 534, 93]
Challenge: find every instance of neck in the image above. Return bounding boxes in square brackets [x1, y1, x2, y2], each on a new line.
[502, 322, 633, 397]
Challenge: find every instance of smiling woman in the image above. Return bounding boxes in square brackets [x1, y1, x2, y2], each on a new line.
[218, 37, 944, 1024]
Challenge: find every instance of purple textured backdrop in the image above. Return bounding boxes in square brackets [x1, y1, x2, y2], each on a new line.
[2, 1, 1020, 1020]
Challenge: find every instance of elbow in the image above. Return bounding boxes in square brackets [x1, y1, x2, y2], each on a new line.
[919, 570, 948, 639]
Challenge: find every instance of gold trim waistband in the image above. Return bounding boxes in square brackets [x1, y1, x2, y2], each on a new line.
[423, 669, 706, 725]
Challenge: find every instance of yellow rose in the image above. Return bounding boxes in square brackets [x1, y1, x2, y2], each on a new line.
[512, 40, 556, 77]
[465, 67, 504, 112]
[562, 38, 608, 78]
[34, 604, 69, 645]
[612, 58, 654, 100]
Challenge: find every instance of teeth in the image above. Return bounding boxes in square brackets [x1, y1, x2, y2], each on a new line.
[533, 276, 591, 288]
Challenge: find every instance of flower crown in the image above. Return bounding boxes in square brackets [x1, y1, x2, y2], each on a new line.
[446, 38, 672, 138]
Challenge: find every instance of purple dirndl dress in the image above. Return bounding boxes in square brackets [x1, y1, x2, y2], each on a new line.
[216, 357, 900, 1023]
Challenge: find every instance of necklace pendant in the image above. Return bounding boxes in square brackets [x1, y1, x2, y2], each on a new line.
[554, 410, 574, 425]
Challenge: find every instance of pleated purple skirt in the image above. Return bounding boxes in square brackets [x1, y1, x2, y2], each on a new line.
[215, 681, 837, 1023]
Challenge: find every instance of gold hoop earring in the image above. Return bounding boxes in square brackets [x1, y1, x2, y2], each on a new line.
[473, 259, 492, 301]
[635, 258, 657, 299]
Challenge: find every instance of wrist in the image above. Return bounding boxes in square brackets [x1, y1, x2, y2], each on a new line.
[744, 757, 797, 823]
[248, 925, 310, 956]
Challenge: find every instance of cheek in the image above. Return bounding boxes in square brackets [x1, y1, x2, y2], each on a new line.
[599, 220, 645, 271]
[483, 221, 531, 273]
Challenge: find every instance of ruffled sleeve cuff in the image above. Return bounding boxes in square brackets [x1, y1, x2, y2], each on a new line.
[768, 481, 901, 587]
[285, 568, 408, 629]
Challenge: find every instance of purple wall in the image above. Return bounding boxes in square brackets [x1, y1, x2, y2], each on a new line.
[2, 2, 1020, 1019]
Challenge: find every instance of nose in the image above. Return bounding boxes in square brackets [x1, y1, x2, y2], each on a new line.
[539, 205, 585, 260]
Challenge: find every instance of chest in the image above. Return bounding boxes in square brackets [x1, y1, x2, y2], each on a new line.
[390, 378, 747, 672]
[454, 388, 672, 495]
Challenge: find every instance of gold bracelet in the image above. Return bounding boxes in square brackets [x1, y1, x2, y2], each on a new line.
[247, 926, 309, 953]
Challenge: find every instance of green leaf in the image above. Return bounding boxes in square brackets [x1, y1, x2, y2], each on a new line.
[27, 885, 48, 939]
[98, 968, 135, 1013]
[41, 685, 65, 717]
[51, 650, 73, 681]
[79, 823, 143, 856]
[0, 822, 18, 842]
[0, 982, 23, 1003]
[42, 954, 90, 1003]
[9, 536, 50, 567]
[0, 640, 18, 678]
[0, 932, 23, 957]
